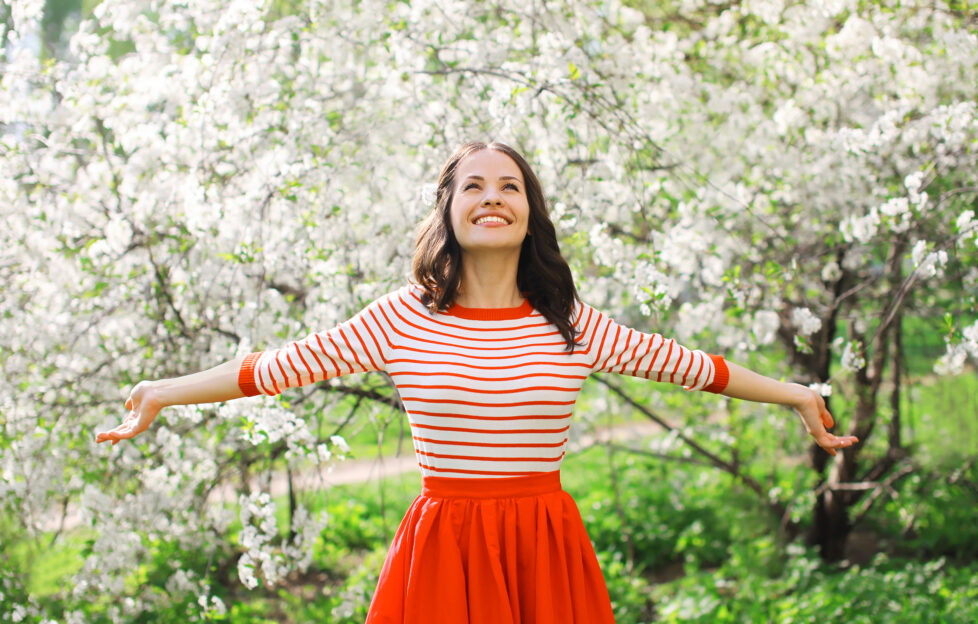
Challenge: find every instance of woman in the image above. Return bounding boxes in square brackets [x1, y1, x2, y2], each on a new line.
[97, 141, 857, 623]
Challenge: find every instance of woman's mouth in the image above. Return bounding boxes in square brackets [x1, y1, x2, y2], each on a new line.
[474, 216, 510, 225]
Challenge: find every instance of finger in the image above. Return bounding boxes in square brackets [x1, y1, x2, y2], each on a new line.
[125, 397, 133, 410]
[810, 393, 834, 429]
[101, 424, 135, 443]
[105, 433, 129, 445]
[819, 436, 859, 455]
[96, 430, 117, 443]
[820, 406, 834, 430]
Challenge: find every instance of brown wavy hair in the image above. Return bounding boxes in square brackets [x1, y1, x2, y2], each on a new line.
[412, 141, 580, 351]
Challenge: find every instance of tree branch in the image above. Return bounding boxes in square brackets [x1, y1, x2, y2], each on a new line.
[847, 461, 916, 529]
[594, 376, 771, 502]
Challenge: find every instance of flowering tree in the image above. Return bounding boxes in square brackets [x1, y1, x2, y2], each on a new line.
[1, 0, 976, 619]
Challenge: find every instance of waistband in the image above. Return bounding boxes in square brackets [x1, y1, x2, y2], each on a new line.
[421, 470, 562, 499]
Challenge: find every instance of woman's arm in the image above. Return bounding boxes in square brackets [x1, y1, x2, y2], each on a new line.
[95, 289, 398, 446]
[95, 356, 246, 445]
[722, 361, 858, 456]
[576, 303, 856, 455]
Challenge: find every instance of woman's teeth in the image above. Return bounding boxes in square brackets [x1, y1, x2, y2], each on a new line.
[475, 216, 508, 225]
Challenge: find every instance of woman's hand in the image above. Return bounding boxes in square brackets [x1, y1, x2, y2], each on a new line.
[94, 357, 246, 446]
[95, 381, 165, 445]
[789, 384, 859, 456]
[720, 363, 859, 456]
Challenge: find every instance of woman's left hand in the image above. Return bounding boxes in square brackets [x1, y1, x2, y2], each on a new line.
[791, 385, 859, 456]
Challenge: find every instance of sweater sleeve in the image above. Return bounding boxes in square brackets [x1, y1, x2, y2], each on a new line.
[578, 302, 729, 393]
[237, 293, 396, 397]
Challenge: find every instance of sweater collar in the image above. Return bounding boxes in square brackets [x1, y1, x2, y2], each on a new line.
[444, 298, 534, 320]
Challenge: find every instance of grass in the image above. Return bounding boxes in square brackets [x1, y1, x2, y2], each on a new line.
[902, 370, 978, 461]
[5, 527, 91, 599]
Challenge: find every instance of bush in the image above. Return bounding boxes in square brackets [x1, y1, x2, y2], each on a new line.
[654, 548, 978, 623]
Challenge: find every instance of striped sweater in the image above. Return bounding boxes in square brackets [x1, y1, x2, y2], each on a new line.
[238, 284, 729, 478]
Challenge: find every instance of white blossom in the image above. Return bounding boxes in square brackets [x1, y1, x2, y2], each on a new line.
[911, 240, 948, 279]
[317, 443, 332, 463]
[879, 197, 913, 232]
[774, 99, 805, 136]
[811, 0, 851, 17]
[808, 382, 832, 397]
[330, 434, 351, 454]
[956, 210, 975, 234]
[880, 197, 909, 218]
[963, 321, 978, 358]
[743, 0, 784, 26]
[934, 342, 967, 376]
[419, 183, 437, 207]
[752, 310, 781, 345]
[237, 491, 287, 588]
[904, 171, 925, 195]
[841, 341, 866, 372]
[791, 307, 822, 337]
[820, 261, 842, 282]
[237, 552, 260, 590]
[198, 593, 228, 617]
[11, 0, 45, 32]
[841, 208, 880, 243]
[242, 404, 314, 452]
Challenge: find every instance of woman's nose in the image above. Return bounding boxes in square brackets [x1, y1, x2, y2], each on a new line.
[482, 190, 502, 206]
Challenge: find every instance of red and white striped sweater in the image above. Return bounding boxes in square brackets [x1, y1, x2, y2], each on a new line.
[238, 284, 729, 478]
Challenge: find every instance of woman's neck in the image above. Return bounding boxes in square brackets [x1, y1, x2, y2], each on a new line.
[455, 251, 523, 308]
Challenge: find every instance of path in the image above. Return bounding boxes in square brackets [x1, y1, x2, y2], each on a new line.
[43, 421, 663, 532]
[207, 420, 662, 503]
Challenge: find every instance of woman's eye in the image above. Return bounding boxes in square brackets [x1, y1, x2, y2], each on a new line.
[504, 183, 519, 191]
[464, 183, 479, 190]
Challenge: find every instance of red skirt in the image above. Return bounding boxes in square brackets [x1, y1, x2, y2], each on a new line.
[365, 471, 615, 623]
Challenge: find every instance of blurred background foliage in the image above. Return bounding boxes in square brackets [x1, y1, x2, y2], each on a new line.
[2, 0, 977, 622]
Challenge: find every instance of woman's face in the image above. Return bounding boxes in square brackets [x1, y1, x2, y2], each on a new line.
[449, 149, 530, 255]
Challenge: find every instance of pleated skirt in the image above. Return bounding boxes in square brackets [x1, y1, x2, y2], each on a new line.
[364, 470, 615, 623]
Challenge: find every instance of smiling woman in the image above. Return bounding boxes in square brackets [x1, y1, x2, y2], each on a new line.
[413, 141, 582, 351]
[96, 141, 857, 624]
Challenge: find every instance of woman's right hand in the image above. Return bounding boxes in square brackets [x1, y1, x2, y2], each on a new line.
[95, 381, 165, 445]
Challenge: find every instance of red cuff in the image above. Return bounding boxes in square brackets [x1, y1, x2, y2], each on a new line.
[702, 354, 729, 394]
[238, 352, 262, 397]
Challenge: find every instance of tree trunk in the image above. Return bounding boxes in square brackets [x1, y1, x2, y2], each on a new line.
[808, 243, 904, 560]
[813, 374, 884, 558]
[812, 440, 858, 559]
